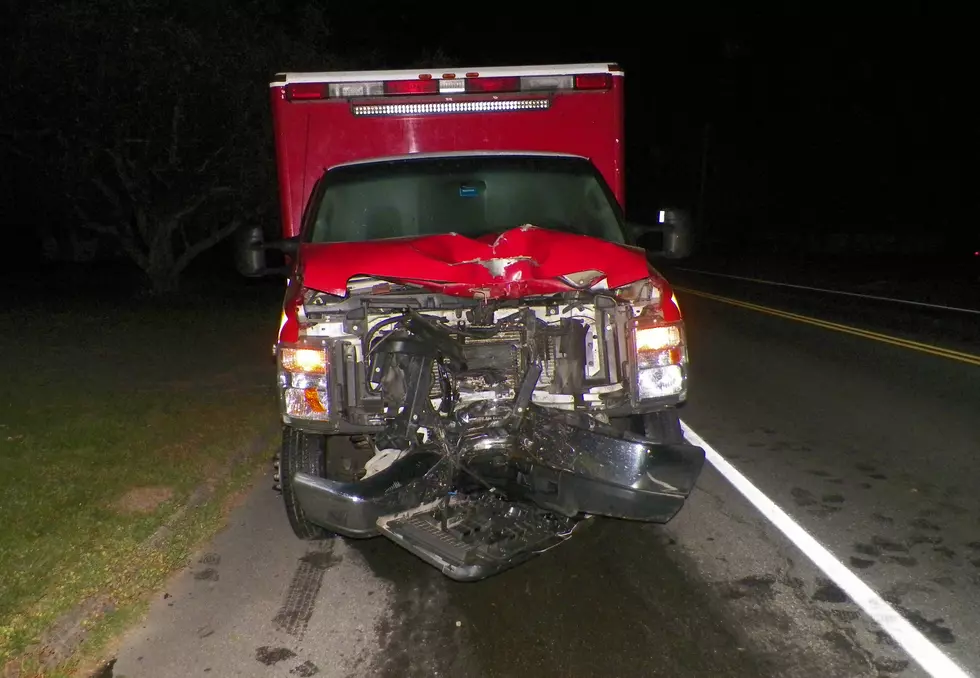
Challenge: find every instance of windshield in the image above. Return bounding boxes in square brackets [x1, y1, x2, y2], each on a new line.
[306, 155, 626, 244]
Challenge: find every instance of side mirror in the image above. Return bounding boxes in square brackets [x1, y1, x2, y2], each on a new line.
[233, 226, 297, 277]
[628, 208, 694, 260]
[234, 226, 268, 277]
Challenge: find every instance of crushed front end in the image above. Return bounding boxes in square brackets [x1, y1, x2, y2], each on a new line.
[275, 230, 705, 581]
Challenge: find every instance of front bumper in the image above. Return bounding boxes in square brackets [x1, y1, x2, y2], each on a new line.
[292, 451, 442, 538]
[292, 405, 704, 537]
[517, 406, 704, 522]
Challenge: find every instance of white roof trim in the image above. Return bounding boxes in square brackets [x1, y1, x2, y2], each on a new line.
[329, 150, 586, 170]
[271, 63, 622, 87]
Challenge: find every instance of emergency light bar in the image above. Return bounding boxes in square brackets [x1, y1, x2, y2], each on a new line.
[284, 73, 612, 102]
[352, 99, 551, 117]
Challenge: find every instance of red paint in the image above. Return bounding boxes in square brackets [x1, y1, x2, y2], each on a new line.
[277, 281, 303, 344]
[270, 68, 625, 239]
[298, 226, 653, 300]
[659, 284, 682, 322]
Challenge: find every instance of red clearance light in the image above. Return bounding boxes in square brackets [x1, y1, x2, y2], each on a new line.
[384, 79, 439, 95]
[574, 73, 612, 90]
[465, 76, 521, 93]
[283, 70, 614, 102]
[285, 83, 327, 100]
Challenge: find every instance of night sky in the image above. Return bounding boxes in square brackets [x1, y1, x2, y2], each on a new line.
[323, 5, 969, 240]
[0, 2, 972, 271]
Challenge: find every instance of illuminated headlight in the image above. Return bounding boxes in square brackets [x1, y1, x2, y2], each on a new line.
[635, 321, 685, 368]
[281, 348, 327, 373]
[279, 346, 331, 420]
[635, 321, 687, 399]
[636, 325, 681, 353]
[637, 365, 686, 399]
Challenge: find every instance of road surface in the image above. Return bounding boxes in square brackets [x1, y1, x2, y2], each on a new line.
[110, 272, 980, 678]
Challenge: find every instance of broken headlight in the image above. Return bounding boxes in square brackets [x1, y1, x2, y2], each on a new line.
[617, 277, 687, 401]
[278, 345, 331, 420]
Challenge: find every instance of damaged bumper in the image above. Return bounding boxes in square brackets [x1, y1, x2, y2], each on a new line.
[292, 451, 442, 538]
[286, 305, 703, 580]
[517, 406, 704, 522]
[292, 405, 704, 580]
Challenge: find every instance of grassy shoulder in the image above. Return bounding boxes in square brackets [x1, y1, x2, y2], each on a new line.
[0, 279, 284, 675]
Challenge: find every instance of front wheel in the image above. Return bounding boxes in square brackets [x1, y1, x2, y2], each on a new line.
[279, 426, 333, 540]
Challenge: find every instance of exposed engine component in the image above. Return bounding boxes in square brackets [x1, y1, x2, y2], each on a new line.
[287, 307, 705, 580]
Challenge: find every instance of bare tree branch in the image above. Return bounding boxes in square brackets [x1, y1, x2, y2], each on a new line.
[106, 147, 141, 203]
[73, 202, 150, 270]
[168, 98, 182, 167]
[165, 185, 232, 226]
[173, 218, 242, 275]
[148, 166, 173, 191]
[74, 216, 117, 237]
[194, 146, 225, 175]
[6, 0, 344, 294]
[91, 176, 124, 213]
[135, 207, 157, 251]
[178, 223, 191, 252]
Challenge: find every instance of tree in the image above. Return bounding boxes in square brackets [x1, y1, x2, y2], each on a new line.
[5, 0, 334, 294]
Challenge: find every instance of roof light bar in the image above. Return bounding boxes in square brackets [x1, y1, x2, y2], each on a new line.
[352, 99, 551, 117]
[285, 72, 612, 102]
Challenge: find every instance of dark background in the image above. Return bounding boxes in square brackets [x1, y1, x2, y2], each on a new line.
[0, 1, 973, 289]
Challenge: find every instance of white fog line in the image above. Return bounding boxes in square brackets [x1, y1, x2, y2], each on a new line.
[674, 267, 980, 315]
[680, 421, 974, 678]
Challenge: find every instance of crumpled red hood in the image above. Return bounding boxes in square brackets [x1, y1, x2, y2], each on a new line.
[298, 226, 654, 299]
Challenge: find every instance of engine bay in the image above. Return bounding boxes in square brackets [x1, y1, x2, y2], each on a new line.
[280, 283, 704, 580]
[295, 280, 687, 432]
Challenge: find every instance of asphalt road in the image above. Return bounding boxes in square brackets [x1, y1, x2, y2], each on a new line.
[110, 276, 979, 678]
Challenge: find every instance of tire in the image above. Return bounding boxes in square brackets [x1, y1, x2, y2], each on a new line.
[280, 426, 334, 540]
[611, 409, 684, 445]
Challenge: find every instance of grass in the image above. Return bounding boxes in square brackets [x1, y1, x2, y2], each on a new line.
[0, 273, 286, 675]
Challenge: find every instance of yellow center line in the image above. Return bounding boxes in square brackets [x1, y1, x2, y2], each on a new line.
[675, 286, 980, 367]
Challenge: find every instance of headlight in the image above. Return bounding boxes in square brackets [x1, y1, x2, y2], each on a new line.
[634, 319, 687, 399]
[280, 347, 327, 374]
[278, 345, 331, 420]
[637, 365, 686, 399]
[636, 324, 682, 353]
